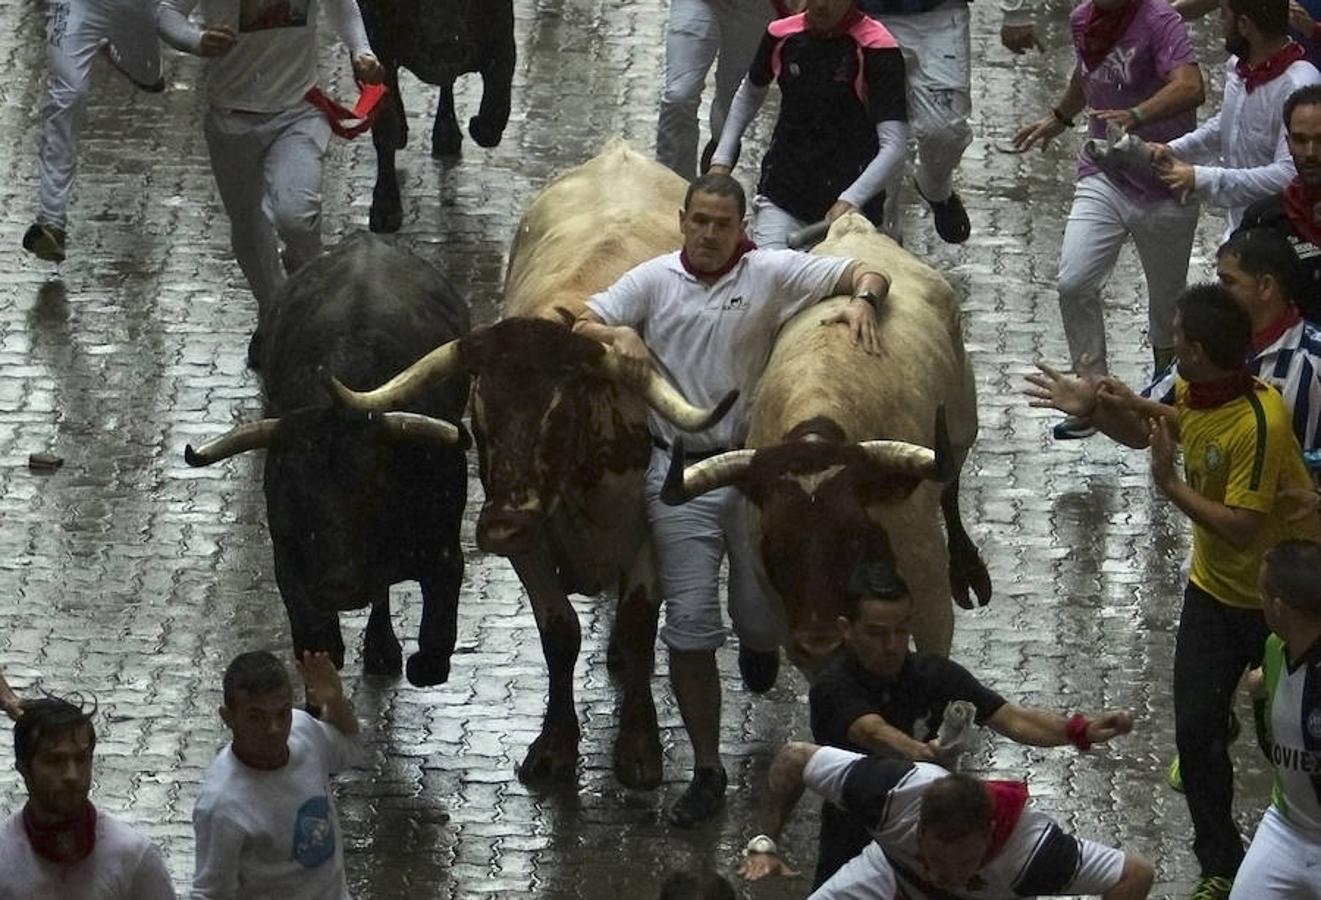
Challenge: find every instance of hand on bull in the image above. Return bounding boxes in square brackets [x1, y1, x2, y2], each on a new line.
[826, 199, 857, 223]
[352, 52, 385, 85]
[1012, 115, 1066, 152]
[1022, 362, 1098, 417]
[197, 25, 236, 58]
[821, 299, 882, 355]
[1000, 24, 1042, 54]
[608, 327, 653, 389]
[737, 852, 799, 882]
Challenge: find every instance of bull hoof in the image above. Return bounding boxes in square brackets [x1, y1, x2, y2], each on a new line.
[406, 650, 451, 687]
[517, 728, 580, 784]
[431, 130, 462, 159]
[468, 116, 504, 149]
[363, 634, 403, 678]
[369, 204, 403, 234]
[614, 691, 661, 789]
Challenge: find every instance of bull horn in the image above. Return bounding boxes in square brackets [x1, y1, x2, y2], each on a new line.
[184, 419, 280, 467]
[326, 339, 464, 412]
[598, 350, 739, 433]
[376, 411, 469, 449]
[857, 407, 955, 482]
[661, 440, 756, 505]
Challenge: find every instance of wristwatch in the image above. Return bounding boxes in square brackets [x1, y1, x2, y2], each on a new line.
[852, 290, 883, 312]
[743, 834, 778, 856]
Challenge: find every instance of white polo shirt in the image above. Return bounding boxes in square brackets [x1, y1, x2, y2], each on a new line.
[805, 748, 1126, 900]
[587, 248, 851, 450]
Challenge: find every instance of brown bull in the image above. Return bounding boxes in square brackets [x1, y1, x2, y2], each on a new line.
[330, 140, 735, 788]
[663, 213, 990, 670]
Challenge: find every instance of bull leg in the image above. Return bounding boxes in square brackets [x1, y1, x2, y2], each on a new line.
[362, 594, 403, 678]
[941, 476, 992, 609]
[431, 81, 462, 158]
[409, 546, 462, 687]
[611, 544, 663, 789]
[511, 540, 581, 784]
[468, 42, 514, 148]
[274, 555, 346, 668]
[369, 67, 405, 233]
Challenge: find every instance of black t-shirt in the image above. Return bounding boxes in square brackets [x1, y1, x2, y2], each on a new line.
[748, 27, 908, 223]
[1237, 194, 1321, 322]
[809, 650, 1008, 751]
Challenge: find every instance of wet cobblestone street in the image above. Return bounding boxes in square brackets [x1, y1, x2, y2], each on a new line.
[0, 1, 1279, 896]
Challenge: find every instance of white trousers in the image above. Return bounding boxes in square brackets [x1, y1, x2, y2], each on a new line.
[644, 449, 785, 653]
[203, 104, 331, 324]
[37, 0, 162, 229]
[878, 0, 972, 234]
[748, 194, 809, 250]
[1229, 806, 1321, 899]
[656, 0, 773, 181]
[1056, 173, 1199, 376]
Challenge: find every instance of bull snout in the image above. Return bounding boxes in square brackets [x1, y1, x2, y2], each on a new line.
[476, 507, 542, 556]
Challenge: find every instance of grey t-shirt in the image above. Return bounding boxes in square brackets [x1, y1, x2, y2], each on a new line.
[587, 248, 850, 449]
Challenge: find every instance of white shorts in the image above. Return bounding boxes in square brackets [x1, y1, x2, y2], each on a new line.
[1230, 805, 1321, 899]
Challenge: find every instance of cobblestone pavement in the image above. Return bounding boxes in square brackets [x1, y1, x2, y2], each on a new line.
[0, 1, 1278, 897]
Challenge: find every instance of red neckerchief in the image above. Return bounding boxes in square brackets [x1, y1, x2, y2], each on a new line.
[1252, 305, 1303, 353]
[304, 83, 389, 139]
[679, 238, 757, 283]
[1237, 41, 1307, 93]
[1079, 0, 1141, 70]
[1186, 370, 1257, 409]
[22, 801, 96, 866]
[1283, 176, 1321, 247]
[981, 781, 1030, 863]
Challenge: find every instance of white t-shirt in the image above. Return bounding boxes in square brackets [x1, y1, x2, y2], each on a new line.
[805, 748, 1126, 899]
[157, 0, 371, 113]
[191, 710, 361, 900]
[0, 808, 176, 900]
[587, 248, 851, 450]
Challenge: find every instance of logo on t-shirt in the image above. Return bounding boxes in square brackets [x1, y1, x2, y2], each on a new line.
[1203, 441, 1224, 472]
[240, 0, 310, 31]
[1090, 45, 1137, 87]
[291, 796, 335, 869]
[1308, 707, 1321, 740]
[723, 295, 747, 311]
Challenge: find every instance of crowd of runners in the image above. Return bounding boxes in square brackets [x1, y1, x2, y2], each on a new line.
[3, 0, 1321, 898]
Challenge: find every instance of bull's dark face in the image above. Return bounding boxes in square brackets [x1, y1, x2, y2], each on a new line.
[264, 409, 398, 610]
[465, 319, 631, 556]
[743, 437, 919, 673]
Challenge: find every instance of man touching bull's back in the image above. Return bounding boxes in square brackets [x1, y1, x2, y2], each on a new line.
[573, 173, 891, 826]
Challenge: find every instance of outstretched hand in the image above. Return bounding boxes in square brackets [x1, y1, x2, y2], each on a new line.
[1022, 362, 1096, 416]
[1086, 710, 1135, 744]
[738, 852, 799, 882]
[1013, 115, 1066, 152]
[297, 651, 345, 710]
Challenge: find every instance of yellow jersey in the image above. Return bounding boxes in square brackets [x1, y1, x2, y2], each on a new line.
[1178, 378, 1321, 608]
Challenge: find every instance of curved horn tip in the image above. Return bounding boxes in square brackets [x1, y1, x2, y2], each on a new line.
[323, 373, 359, 408]
[184, 444, 208, 467]
[659, 440, 689, 506]
[701, 389, 740, 430]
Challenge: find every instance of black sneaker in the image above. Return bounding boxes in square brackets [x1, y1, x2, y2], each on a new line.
[22, 223, 66, 263]
[1052, 416, 1097, 440]
[738, 644, 779, 694]
[923, 187, 971, 244]
[667, 766, 727, 828]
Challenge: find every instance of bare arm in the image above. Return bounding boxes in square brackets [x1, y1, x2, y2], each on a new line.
[831, 260, 891, 300]
[988, 704, 1134, 747]
[1131, 63, 1204, 124]
[572, 310, 650, 386]
[1149, 418, 1266, 550]
[1104, 854, 1156, 899]
[846, 714, 938, 760]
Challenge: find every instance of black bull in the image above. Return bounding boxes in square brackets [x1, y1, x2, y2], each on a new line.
[186, 235, 470, 686]
[360, 0, 516, 233]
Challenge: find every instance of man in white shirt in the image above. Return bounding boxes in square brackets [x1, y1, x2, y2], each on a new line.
[22, 0, 164, 263]
[1152, 0, 1321, 237]
[738, 741, 1156, 899]
[191, 650, 361, 899]
[0, 683, 176, 900]
[156, 0, 383, 367]
[573, 172, 890, 826]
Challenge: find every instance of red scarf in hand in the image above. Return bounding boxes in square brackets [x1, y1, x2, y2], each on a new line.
[1079, 0, 1140, 70]
[1187, 371, 1257, 409]
[1253, 305, 1304, 353]
[23, 801, 96, 866]
[1283, 176, 1321, 248]
[680, 238, 757, 282]
[1237, 41, 1307, 93]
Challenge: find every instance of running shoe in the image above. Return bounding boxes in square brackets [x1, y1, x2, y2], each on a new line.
[921, 186, 971, 244]
[22, 223, 66, 263]
[667, 765, 727, 828]
[1052, 416, 1097, 440]
[1188, 875, 1233, 900]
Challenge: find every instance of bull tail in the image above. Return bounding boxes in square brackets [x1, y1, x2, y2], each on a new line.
[940, 475, 991, 609]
